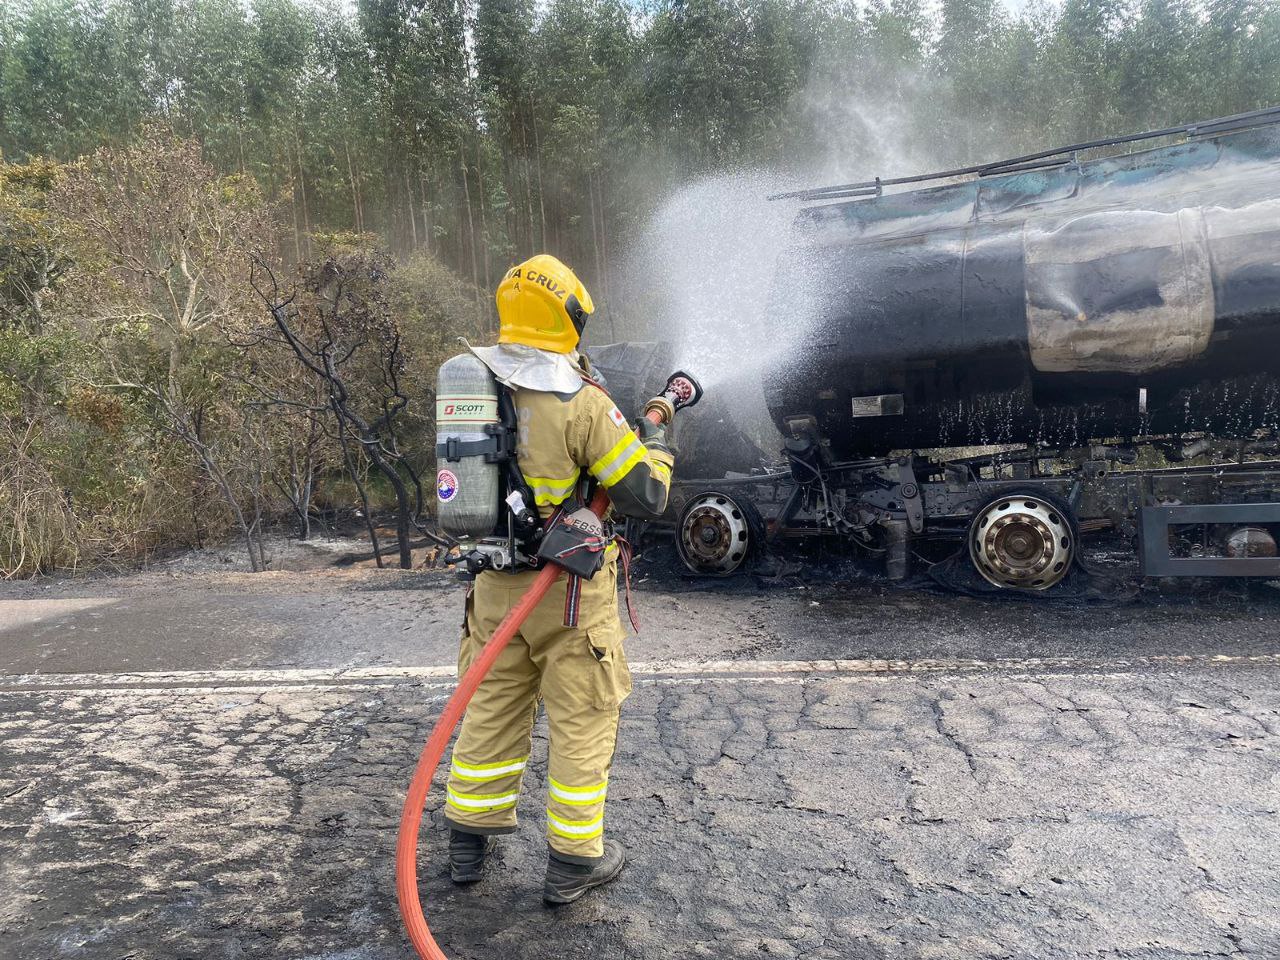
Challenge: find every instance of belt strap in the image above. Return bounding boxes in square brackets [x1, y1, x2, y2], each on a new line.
[615, 536, 641, 634]
[563, 575, 582, 628]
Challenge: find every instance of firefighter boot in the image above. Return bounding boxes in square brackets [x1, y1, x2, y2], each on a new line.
[543, 839, 626, 904]
[449, 830, 497, 884]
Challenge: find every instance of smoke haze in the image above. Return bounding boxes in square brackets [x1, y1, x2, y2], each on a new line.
[609, 69, 953, 460]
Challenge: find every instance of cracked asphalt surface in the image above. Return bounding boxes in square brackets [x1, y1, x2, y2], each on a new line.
[2, 551, 1280, 960]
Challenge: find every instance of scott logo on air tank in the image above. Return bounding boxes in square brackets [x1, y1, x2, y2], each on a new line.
[437, 396, 498, 423]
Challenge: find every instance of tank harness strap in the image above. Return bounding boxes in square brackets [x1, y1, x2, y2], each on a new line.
[436, 435, 503, 462]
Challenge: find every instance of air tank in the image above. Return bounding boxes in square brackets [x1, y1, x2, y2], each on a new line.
[435, 353, 502, 538]
[765, 121, 1280, 458]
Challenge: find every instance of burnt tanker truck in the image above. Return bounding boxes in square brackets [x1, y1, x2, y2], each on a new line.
[594, 107, 1280, 591]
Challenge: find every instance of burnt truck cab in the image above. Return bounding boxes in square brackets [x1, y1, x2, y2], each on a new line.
[597, 108, 1280, 591]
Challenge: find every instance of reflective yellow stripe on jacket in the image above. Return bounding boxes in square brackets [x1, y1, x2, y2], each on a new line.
[589, 432, 647, 489]
[522, 471, 580, 506]
[509, 377, 672, 522]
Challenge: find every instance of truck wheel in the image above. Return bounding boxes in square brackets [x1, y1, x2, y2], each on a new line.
[676, 491, 763, 576]
[968, 489, 1076, 591]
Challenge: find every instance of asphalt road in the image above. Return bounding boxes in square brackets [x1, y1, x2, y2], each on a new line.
[2, 551, 1280, 960]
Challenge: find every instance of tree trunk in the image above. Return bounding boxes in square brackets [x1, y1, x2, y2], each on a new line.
[362, 446, 414, 570]
[287, 146, 303, 264]
[283, 420, 317, 541]
[294, 124, 312, 258]
[529, 98, 548, 247]
[460, 147, 482, 325]
[518, 113, 536, 250]
[299, 416, 318, 540]
[476, 151, 492, 295]
[337, 404, 415, 570]
[345, 140, 363, 234]
[598, 172, 611, 315]
[419, 173, 432, 256]
[186, 427, 260, 573]
[249, 449, 268, 570]
[191, 472, 206, 549]
[588, 170, 603, 297]
[334, 405, 383, 568]
[405, 168, 419, 249]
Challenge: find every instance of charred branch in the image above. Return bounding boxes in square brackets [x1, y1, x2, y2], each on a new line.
[249, 256, 454, 569]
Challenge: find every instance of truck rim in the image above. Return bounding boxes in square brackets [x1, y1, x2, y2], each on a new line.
[677, 493, 754, 576]
[969, 495, 1074, 590]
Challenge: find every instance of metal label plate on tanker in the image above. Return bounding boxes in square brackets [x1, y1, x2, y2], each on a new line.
[851, 394, 905, 418]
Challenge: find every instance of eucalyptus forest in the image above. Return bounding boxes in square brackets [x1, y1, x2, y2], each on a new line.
[2, 0, 1278, 575]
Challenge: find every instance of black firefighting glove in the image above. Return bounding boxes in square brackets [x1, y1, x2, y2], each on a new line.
[635, 416, 672, 456]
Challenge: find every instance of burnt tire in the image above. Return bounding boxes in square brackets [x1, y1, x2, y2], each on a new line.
[967, 487, 1079, 591]
[675, 490, 765, 577]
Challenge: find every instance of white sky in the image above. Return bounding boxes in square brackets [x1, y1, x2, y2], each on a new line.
[322, 0, 1061, 18]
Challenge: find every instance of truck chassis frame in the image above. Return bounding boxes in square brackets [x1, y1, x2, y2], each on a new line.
[667, 434, 1280, 588]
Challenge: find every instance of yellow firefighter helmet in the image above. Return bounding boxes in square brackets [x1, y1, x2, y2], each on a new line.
[496, 254, 594, 354]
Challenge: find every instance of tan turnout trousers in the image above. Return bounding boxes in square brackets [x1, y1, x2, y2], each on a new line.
[444, 374, 672, 861]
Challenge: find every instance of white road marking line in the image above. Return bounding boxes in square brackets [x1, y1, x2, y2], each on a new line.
[632, 654, 1280, 675]
[0, 664, 458, 689]
[2, 652, 1279, 694]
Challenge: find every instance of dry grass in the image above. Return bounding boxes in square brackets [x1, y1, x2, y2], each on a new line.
[0, 419, 80, 577]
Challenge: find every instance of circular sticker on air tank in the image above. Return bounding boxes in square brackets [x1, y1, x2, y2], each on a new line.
[437, 469, 459, 503]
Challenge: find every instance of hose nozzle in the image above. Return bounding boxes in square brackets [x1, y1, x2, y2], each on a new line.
[644, 370, 703, 425]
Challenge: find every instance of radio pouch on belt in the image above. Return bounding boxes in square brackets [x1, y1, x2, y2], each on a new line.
[537, 507, 610, 579]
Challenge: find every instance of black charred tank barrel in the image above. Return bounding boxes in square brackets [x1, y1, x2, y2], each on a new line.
[766, 118, 1280, 458]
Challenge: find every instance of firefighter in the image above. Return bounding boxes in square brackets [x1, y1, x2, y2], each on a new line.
[444, 254, 674, 905]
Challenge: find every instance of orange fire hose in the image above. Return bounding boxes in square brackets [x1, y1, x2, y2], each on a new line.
[396, 399, 675, 960]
